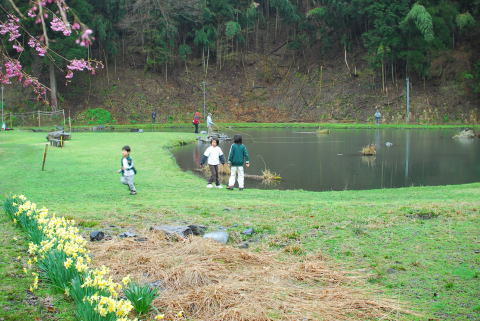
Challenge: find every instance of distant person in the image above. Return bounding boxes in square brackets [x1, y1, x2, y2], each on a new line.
[200, 137, 225, 188]
[207, 113, 214, 136]
[193, 112, 200, 133]
[227, 134, 250, 191]
[118, 145, 137, 195]
[374, 108, 381, 125]
[151, 111, 157, 123]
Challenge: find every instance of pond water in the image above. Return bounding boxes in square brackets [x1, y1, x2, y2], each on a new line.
[173, 128, 480, 191]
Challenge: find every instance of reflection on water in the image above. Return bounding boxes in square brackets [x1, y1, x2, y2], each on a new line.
[173, 128, 480, 191]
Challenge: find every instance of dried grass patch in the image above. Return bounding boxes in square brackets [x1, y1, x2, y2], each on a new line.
[89, 232, 409, 321]
[361, 144, 376, 156]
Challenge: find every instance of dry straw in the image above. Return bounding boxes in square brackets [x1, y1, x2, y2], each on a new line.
[89, 232, 409, 321]
[361, 144, 376, 156]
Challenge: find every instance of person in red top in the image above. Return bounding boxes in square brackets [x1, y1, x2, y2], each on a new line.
[193, 112, 201, 133]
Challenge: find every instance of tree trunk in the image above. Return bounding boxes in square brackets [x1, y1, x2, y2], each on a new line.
[103, 49, 109, 84]
[49, 62, 58, 110]
[381, 61, 385, 93]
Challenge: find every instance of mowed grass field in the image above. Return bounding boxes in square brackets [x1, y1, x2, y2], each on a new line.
[1, 130, 479, 320]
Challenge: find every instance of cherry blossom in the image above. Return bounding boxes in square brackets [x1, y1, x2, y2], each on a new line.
[0, 15, 21, 42]
[50, 17, 71, 36]
[27, 6, 38, 18]
[76, 29, 94, 47]
[13, 44, 24, 52]
[27, 37, 47, 57]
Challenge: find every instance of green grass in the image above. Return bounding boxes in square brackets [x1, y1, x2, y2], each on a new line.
[1, 130, 479, 320]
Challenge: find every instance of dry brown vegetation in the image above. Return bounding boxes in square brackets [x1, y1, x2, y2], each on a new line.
[89, 232, 408, 321]
[361, 144, 376, 156]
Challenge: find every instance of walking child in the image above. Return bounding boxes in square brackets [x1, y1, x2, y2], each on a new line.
[200, 138, 225, 188]
[118, 145, 137, 195]
[227, 134, 250, 190]
[193, 111, 200, 133]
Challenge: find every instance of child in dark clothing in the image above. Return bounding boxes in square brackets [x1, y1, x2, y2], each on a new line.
[227, 135, 250, 190]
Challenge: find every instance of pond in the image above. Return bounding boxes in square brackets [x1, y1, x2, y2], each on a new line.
[173, 128, 480, 191]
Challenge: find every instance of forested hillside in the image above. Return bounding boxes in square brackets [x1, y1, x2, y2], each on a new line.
[2, 0, 480, 122]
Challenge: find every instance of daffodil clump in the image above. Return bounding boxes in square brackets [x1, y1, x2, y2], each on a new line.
[3, 195, 138, 321]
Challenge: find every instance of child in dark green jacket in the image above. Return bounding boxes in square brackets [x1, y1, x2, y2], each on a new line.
[227, 134, 250, 190]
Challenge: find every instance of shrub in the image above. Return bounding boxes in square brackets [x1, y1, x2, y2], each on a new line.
[78, 108, 112, 125]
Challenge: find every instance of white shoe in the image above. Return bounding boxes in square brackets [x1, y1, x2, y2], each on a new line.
[216, 185, 223, 189]
[206, 184, 213, 188]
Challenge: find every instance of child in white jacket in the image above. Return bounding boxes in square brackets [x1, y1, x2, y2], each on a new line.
[200, 138, 225, 188]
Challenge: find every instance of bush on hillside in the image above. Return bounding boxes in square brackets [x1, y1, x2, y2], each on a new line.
[77, 108, 112, 125]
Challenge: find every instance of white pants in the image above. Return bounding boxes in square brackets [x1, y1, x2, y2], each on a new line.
[121, 175, 136, 192]
[229, 166, 245, 188]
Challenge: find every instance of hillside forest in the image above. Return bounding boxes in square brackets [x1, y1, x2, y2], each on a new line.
[1, 0, 480, 123]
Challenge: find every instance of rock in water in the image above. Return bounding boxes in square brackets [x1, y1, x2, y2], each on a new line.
[150, 225, 193, 238]
[90, 231, 105, 241]
[453, 129, 476, 139]
[203, 231, 229, 244]
[188, 224, 207, 236]
[242, 228, 254, 236]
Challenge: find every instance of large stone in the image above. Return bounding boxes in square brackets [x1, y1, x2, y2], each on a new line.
[453, 128, 476, 139]
[119, 231, 137, 238]
[150, 225, 193, 238]
[90, 231, 105, 241]
[188, 225, 207, 236]
[242, 228, 254, 236]
[203, 231, 229, 244]
[149, 280, 164, 289]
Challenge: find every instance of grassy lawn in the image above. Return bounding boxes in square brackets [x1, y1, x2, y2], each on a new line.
[1, 130, 479, 320]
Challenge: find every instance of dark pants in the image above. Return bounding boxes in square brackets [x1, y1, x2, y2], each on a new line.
[194, 123, 199, 133]
[375, 117, 381, 124]
[208, 165, 220, 185]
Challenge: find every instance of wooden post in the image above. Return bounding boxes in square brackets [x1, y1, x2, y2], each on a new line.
[68, 109, 72, 133]
[38, 110, 41, 127]
[60, 135, 63, 148]
[10, 112, 12, 128]
[62, 109, 66, 129]
[41, 144, 48, 171]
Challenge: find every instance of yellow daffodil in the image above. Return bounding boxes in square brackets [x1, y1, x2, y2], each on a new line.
[64, 258, 73, 269]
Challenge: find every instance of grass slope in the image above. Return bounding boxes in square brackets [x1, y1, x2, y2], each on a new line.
[1, 131, 479, 320]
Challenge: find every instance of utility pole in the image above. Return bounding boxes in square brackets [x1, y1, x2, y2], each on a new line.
[406, 77, 410, 123]
[202, 81, 206, 120]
